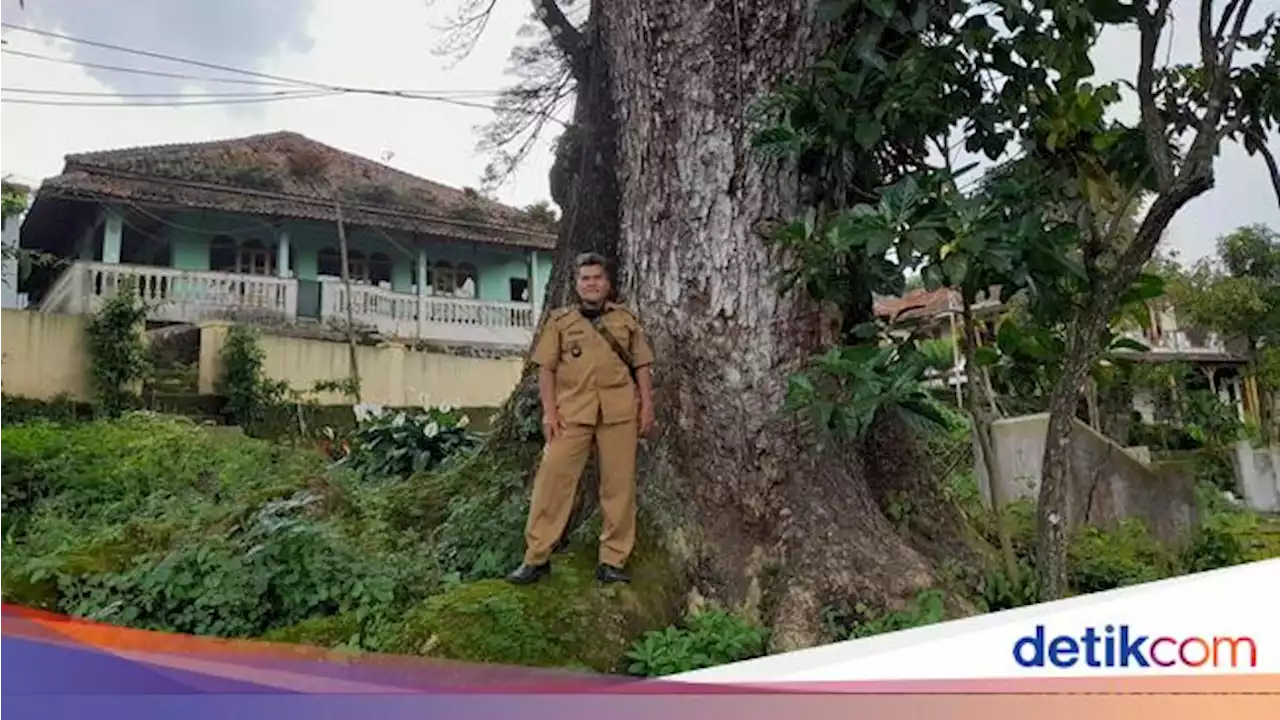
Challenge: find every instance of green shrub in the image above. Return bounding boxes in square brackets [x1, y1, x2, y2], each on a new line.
[1, 414, 436, 640]
[1, 393, 94, 425]
[345, 404, 481, 478]
[85, 285, 151, 416]
[217, 324, 287, 429]
[624, 610, 770, 677]
[975, 561, 1040, 611]
[1067, 519, 1177, 593]
[821, 588, 948, 640]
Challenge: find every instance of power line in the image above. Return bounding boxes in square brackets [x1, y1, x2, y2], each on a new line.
[1, 91, 340, 108]
[1, 22, 332, 90]
[1, 48, 509, 98]
[3, 86, 321, 99]
[1, 48, 308, 88]
[0, 23, 569, 122]
[1, 25, 512, 101]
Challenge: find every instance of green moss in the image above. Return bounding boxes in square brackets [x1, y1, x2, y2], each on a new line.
[380, 539, 682, 672]
[262, 613, 364, 648]
[1, 564, 60, 609]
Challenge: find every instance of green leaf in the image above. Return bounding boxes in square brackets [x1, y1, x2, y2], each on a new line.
[945, 255, 970, 286]
[817, 0, 856, 23]
[974, 346, 1001, 366]
[864, 0, 895, 20]
[910, 2, 929, 31]
[1120, 273, 1165, 304]
[854, 119, 883, 149]
[834, 70, 865, 97]
[1083, 0, 1138, 24]
[1110, 337, 1150, 353]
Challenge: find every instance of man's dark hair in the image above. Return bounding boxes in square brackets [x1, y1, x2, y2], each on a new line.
[574, 252, 609, 274]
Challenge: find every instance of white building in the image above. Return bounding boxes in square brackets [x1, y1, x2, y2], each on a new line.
[2, 180, 32, 310]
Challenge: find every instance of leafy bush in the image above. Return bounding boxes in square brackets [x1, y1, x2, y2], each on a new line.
[821, 588, 947, 640]
[1, 414, 438, 642]
[344, 403, 481, 478]
[85, 285, 152, 416]
[625, 610, 770, 677]
[975, 561, 1040, 612]
[1, 393, 94, 425]
[216, 324, 287, 429]
[1066, 520, 1176, 593]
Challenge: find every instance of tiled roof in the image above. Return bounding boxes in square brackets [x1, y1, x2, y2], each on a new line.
[873, 286, 1004, 322]
[874, 288, 958, 321]
[33, 131, 557, 250]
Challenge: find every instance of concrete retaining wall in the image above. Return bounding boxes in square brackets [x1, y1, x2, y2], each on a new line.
[974, 412, 1199, 546]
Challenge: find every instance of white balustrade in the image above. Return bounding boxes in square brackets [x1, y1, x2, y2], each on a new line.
[40, 261, 296, 323]
[37, 261, 536, 347]
[318, 278, 535, 346]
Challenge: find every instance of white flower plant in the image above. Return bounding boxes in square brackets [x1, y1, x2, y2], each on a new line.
[331, 395, 480, 478]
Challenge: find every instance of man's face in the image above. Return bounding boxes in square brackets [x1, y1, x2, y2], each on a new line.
[576, 263, 609, 304]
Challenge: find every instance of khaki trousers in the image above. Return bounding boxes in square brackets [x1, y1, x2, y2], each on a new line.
[523, 418, 638, 568]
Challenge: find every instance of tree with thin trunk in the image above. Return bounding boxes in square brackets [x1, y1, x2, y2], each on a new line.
[332, 190, 362, 403]
[1033, 0, 1278, 600]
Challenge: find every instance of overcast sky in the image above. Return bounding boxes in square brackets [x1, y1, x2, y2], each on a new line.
[1, 0, 1276, 265]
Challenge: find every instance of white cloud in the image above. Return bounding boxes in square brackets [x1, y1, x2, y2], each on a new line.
[0, 0, 561, 211]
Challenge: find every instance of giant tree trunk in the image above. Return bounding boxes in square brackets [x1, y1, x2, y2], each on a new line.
[482, 3, 627, 540]
[601, 0, 978, 650]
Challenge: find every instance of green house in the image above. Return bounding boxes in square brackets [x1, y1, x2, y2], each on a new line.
[18, 131, 557, 348]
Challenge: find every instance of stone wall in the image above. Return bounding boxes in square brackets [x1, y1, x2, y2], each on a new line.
[974, 413, 1199, 547]
[1233, 441, 1280, 513]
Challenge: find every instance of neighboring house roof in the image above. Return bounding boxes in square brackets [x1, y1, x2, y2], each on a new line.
[24, 131, 557, 251]
[873, 286, 1004, 322]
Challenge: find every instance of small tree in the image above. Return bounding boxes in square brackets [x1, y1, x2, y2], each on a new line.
[85, 282, 151, 417]
[217, 324, 286, 429]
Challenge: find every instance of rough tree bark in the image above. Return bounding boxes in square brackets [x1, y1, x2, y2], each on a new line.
[482, 2, 626, 538]
[600, 0, 977, 650]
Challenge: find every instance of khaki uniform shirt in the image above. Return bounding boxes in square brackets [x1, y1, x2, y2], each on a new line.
[532, 302, 656, 426]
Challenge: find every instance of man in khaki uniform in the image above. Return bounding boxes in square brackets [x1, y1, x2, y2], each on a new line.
[507, 252, 655, 585]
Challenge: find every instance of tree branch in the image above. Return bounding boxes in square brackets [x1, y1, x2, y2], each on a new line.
[1214, 0, 1245, 43]
[1118, 173, 1214, 276]
[537, 0, 586, 78]
[1218, 0, 1255, 73]
[1199, 0, 1217, 75]
[1251, 131, 1280, 208]
[1138, 0, 1176, 191]
[1186, 0, 1255, 176]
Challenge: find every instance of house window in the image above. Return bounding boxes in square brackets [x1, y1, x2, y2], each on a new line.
[431, 261, 479, 298]
[509, 277, 529, 302]
[210, 235, 276, 275]
[433, 261, 455, 295]
[210, 236, 237, 272]
[347, 250, 369, 282]
[237, 239, 274, 276]
[317, 247, 375, 284]
[369, 252, 393, 287]
[317, 247, 341, 278]
[455, 263, 477, 298]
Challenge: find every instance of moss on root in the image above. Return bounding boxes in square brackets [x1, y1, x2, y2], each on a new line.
[261, 613, 364, 648]
[380, 537, 683, 672]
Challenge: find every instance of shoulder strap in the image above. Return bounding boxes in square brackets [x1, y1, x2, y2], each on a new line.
[592, 320, 637, 382]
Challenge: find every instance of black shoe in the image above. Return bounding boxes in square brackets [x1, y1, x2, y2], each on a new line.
[596, 563, 631, 584]
[506, 562, 551, 585]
